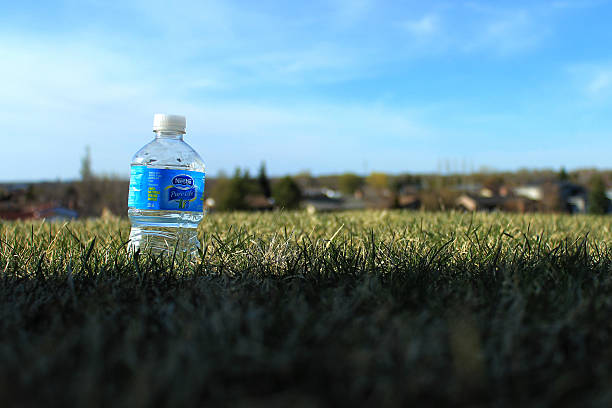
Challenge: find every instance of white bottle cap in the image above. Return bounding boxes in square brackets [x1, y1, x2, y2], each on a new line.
[153, 114, 186, 133]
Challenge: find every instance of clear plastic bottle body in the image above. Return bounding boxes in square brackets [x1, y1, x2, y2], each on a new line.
[128, 130, 205, 256]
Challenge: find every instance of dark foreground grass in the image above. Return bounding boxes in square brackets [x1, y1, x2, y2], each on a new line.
[2, 211, 612, 407]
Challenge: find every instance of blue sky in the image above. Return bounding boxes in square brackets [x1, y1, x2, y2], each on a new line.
[2, 0, 612, 181]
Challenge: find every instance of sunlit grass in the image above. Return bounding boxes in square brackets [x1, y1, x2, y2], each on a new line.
[1, 210, 612, 406]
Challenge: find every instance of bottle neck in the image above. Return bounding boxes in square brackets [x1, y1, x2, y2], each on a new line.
[154, 130, 184, 140]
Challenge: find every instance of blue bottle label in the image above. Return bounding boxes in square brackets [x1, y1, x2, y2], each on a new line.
[128, 167, 205, 212]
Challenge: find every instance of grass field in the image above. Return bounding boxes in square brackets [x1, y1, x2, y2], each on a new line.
[2, 210, 612, 407]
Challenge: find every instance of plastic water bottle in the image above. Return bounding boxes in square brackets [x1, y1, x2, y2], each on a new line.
[127, 114, 206, 256]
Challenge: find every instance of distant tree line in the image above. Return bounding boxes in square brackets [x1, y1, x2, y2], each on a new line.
[5, 147, 612, 216]
[210, 163, 302, 211]
[589, 175, 610, 215]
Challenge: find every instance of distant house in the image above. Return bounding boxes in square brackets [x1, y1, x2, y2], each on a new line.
[245, 194, 274, 211]
[302, 194, 365, 213]
[302, 188, 342, 200]
[513, 181, 587, 214]
[514, 185, 543, 201]
[567, 195, 587, 214]
[502, 196, 538, 213]
[0, 203, 78, 221]
[0, 183, 30, 193]
[456, 193, 538, 213]
[0, 207, 33, 220]
[456, 194, 506, 212]
[397, 194, 420, 210]
[37, 207, 78, 221]
[357, 185, 395, 209]
[451, 183, 483, 194]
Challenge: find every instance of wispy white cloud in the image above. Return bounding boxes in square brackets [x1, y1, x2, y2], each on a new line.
[3, 0, 612, 180]
[475, 10, 540, 54]
[403, 14, 440, 37]
[183, 100, 433, 173]
[551, 0, 608, 9]
[567, 63, 612, 98]
[223, 43, 360, 86]
[0, 31, 433, 179]
[398, 5, 549, 57]
[586, 71, 612, 95]
[330, 0, 374, 26]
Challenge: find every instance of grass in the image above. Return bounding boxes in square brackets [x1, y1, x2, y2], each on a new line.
[2, 210, 612, 407]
